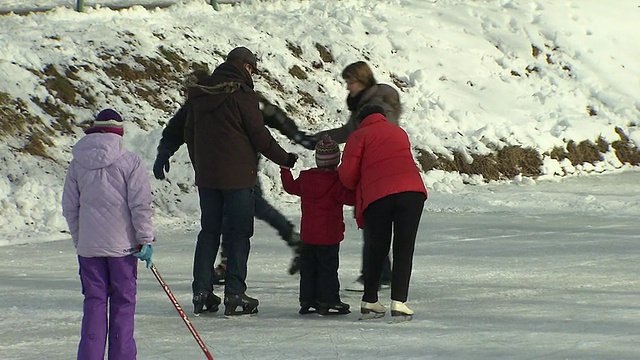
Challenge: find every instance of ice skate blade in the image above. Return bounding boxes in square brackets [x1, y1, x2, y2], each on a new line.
[193, 309, 219, 317]
[224, 306, 259, 317]
[358, 312, 385, 320]
[223, 313, 258, 319]
[344, 285, 364, 292]
[390, 314, 413, 323]
[318, 309, 351, 316]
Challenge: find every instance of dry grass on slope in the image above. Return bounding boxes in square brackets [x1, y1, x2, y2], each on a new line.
[0, 41, 638, 180]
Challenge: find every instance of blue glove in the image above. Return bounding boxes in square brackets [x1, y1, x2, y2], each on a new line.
[134, 244, 154, 268]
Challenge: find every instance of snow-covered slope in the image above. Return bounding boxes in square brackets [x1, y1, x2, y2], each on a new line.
[0, 0, 638, 241]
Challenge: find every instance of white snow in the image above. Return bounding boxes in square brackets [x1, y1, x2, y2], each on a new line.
[0, 1, 639, 359]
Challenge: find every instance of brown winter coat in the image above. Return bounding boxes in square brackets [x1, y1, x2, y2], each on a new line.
[184, 62, 292, 189]
[318, 83, 401, 144]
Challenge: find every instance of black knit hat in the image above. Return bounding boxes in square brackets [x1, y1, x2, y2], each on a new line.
[356, 104, 386, 124]
[227, 46, 258, 71]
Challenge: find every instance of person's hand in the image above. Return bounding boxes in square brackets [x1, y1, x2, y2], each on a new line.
[298, 133, 317, 150]
[134, 244, 154, 268]
[153, 152, 171, 180]
[282, 153, 298, 169]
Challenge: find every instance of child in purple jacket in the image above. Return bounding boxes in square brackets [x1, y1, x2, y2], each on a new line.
[62, 109, 155, 360]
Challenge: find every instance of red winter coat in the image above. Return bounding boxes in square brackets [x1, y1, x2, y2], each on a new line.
[338, 113, 427, 228]
[281, 168, 355, 245]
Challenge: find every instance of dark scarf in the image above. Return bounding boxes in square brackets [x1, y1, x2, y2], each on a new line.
[213, 62, 254, 89]
[346, 85, 372, 111]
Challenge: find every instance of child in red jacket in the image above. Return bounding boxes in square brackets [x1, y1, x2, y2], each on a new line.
[280, 135, 355, 315]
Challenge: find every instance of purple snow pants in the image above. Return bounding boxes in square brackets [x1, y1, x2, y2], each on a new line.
[77, 255, 138, 360]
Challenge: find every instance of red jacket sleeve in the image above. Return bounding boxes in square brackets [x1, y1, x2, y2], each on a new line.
[337, 132, 364, 190]
[280, 168, 301, 196]
[334, 182, 356, 206]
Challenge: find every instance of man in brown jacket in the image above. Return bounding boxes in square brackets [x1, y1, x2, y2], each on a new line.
[185, 46, 298, 316]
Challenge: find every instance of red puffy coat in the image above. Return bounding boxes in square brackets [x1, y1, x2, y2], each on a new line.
[280, 168, 355, 245]
[338, 113, 427, 228]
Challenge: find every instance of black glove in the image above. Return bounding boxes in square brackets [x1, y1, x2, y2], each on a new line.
[153, 152, 171, 180]
[283, 153, 298, 169]
[298, 134, 317, 150]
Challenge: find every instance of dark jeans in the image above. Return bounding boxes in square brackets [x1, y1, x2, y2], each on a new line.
[361, 226, 392, 283]
[219, 179, 294, 259]
[192, 187, 254, 296]
[362, 191, 425, 304]
[299, 243, 341, 305]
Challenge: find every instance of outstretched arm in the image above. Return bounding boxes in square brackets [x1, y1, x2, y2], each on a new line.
[334, 183, 356, 206]
[315, 118, 357, 145]
[259, 96, 317, 150]
[239, 94, 296, 168]
[280, 167, 302, 196]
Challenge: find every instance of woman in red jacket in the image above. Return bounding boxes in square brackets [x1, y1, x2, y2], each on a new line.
[281, 135, 356, 316]
[338, 104, 427, 320]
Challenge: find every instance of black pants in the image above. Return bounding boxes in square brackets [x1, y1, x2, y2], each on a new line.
[362, 191, 425, 303]
[362, 226, 392, 283]
[299, 243, 341, 305]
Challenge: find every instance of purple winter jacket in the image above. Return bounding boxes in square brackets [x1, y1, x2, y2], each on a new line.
[62, 133, 154, 257]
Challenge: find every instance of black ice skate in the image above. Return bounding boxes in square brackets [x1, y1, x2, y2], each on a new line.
[224, 293, 259, 316]
[192, 292, 221, 315]
[316, 301, 351, 316]
[298, 301, 319, 315]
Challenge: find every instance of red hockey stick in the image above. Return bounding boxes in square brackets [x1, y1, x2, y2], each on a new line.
[149, 263, 214, 360]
